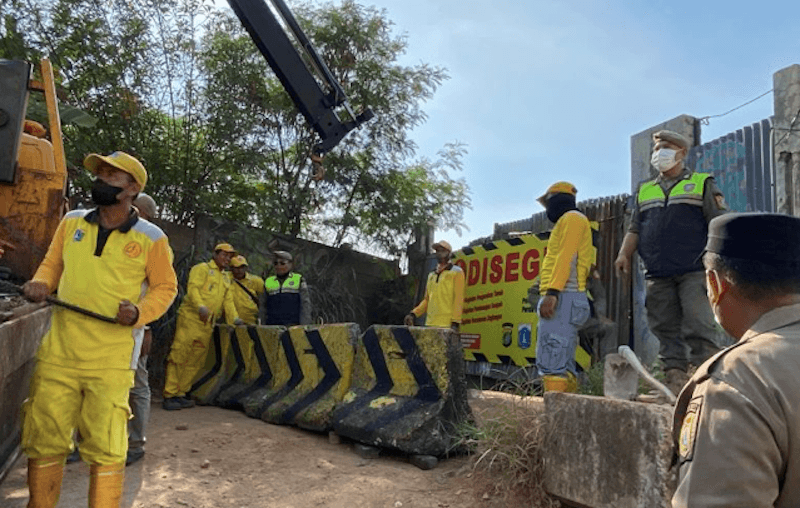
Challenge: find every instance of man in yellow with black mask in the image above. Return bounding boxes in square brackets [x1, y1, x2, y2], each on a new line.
[163, 243, 243, 410]
[22, 151, 178, 507]
[230, 255, 264, 325]
[535, 182, 593, 393]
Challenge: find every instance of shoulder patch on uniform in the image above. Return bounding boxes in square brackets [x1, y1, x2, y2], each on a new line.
[64, 209, 89, 220]
[679, 395, 703, 463]
[683, 183, 696, 192]
[131, 219, 166, 242]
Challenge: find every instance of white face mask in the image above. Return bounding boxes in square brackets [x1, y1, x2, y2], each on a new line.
[651, 148, 678, 173]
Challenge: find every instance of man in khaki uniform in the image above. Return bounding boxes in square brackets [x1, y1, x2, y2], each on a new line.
[672, 212, 800, 507]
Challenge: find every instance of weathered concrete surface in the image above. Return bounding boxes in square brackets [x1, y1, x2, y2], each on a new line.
[543, 393, 676, 508]
[773, 64, 800, 217]
[332, 326, 472, 457]
[0, 306, 50, 482]
[603, 353, 639, 401]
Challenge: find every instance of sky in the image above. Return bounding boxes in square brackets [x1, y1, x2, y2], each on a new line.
[348, 0, 800, 251]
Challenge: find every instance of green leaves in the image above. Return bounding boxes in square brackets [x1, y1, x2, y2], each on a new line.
[2, 0, 470, 257]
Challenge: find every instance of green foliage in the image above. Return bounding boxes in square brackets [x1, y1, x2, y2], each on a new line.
[577, 361, 605, 396]
[1, 0, 470, 256]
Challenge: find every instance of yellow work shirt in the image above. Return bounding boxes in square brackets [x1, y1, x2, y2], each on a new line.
[32, 209, 178, 370]
[179, 260, 238, 324]
[412, 264, 465, 327]
[231, 272, 265, 324]
[540, 210, 592, 294]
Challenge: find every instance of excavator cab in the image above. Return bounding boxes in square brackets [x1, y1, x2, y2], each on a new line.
[0, 59, 67, 282]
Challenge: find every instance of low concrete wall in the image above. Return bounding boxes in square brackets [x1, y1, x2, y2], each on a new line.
[543, 393, 676, 508]
[0, 306, 50, 481]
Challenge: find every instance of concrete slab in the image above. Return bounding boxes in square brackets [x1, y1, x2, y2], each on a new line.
[542, 392, 676, 508]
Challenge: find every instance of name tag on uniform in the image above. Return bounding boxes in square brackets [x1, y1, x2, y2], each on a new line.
[679, 396, 703, 463]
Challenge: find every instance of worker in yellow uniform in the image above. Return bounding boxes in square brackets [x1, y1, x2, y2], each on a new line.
[230, 255, 264, 325]
[163, 243, 242, 410]
[404, 240, 465, 332]
[22, 151, 178, 507]
[535, 182, 593, 392]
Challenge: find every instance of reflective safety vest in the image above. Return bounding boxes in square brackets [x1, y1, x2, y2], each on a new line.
[637, 172, 710, 278]
[264, 273, 302, 326]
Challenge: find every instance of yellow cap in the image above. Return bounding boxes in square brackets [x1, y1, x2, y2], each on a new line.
[84, 151, 147, 191]
[432, 240, 452, 252]
[230, 255, 248, 267]
[214, 243, 236, 254]
[537, 181, 577, 206]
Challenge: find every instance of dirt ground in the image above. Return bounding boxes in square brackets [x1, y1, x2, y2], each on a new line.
[0, 395, 510, 508]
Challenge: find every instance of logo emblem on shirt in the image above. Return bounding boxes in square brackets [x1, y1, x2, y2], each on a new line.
[683, 183, 696, 192]
[73, 229, 85, 242]
[124, 241, 143, 258]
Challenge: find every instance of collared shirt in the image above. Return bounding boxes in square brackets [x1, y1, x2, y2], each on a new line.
[412, 263, 465, 327]
[180, 260, 238, 324]
[231, 272, 264, 324]
[629, 168, 727, 234]
[672, 303, 800, 507]
[32, 208, 177, 370]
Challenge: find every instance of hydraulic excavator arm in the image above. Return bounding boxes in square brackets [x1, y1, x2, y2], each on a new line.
[227, 0, 374, 155]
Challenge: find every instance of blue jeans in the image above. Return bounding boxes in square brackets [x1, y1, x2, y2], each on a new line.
[536, 292, 590, 376]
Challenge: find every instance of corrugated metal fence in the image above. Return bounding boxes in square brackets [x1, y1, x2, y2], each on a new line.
[687, 118, 774, 213]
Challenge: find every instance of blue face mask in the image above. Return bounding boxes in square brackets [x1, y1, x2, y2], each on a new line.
[91, 178, 124, 206]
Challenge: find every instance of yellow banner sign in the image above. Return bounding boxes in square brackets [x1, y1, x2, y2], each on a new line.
[453, 234, 591, 371]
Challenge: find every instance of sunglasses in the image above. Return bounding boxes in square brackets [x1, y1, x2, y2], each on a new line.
[274, 260, 289, 266]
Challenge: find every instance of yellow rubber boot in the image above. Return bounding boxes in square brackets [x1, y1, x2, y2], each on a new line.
[27, 455, 65, 508]
[88, 463, 125, 508]
[542, 373, 579, 393]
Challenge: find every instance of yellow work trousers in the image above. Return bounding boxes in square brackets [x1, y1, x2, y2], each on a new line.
[22, 361, 133, 465]
[164, 311, 214, 398]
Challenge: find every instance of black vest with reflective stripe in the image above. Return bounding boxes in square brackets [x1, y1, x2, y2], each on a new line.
[264, 273, 302, 326]
[637, 172, 710, 278]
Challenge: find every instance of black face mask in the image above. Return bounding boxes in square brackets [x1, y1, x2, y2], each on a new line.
[91, 178, 124, 206]
[545, 193, 577, 223]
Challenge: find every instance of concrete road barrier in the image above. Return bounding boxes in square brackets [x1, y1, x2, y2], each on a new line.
[332, 325, 472, 457]
[188, 326, 236, 405]
[215, 325, 284, 409]
[260, 323, 359, 431]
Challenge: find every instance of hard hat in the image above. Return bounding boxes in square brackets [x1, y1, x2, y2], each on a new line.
[537, 181, 577, 206]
